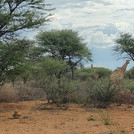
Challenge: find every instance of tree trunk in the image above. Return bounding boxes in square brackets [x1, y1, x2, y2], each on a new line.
[23, 75, 28, 84]
[71, 67, 74, 80]
[12, 79, 15, 87]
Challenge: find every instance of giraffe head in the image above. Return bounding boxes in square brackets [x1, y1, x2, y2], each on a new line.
[126, 59, 130, 64]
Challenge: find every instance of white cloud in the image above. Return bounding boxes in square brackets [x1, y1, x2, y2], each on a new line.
[36, 0, 134, 69]
[45, 0, 134, 53]
[115, 22, 134, 33]
[88, 31, 115, 48]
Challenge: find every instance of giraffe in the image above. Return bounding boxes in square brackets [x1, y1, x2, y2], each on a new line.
[91, 64, 99, 80]
[110, 59, 130, 88]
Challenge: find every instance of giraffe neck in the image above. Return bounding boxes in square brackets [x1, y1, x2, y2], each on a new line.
[119, 62, 129, 73]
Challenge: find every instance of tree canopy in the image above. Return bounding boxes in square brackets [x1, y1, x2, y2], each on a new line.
[40, 57, 68, 79]
[0, 0, 52, 40]
[114, 33, 134, 61]
[0, 39, 33, 85]
[0, 0, 53, 84]
[35, 29, 92, 79]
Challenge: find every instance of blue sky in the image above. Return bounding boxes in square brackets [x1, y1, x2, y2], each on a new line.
[27, 0, 134, 70]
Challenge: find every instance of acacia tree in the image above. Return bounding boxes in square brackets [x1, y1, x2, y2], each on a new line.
[0, 0, 52, 40]
[0, 39, 33, 85]
[36, 29, 92, 79]
[114, 33, 134, 61]
[0, 0, 53, 84]
[40, 57, 68, 79]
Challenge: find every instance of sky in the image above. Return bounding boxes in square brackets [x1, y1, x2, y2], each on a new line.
[28, 0, 134, 70]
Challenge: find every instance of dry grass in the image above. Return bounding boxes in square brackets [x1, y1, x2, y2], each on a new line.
[0, 83, 18, 102]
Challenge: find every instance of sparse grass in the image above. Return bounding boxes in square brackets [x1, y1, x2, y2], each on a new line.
[0, 100, 133, 134]
[127, 105, 133, 108]
[37, 102, 70, 111]
[119, 129, 129, 133]
[39, 105, 54, 110]
[99, 131, 114, 134]
[99, 129, 129, 134]
[87, 115, 96, 121]
[100, 111, 113, 125]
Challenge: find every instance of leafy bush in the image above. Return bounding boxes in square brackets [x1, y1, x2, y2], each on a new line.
[74, 67, 111, 81]
[74, 68, 92, 81]
[87, 78, 120, 108]
[125, 67, 134, 79]
[42, 77, 76, 104]
[95, 67, 112, 78]
[40, 57, 68, 79]
[124, 79, 134, 92]
[70, 81, 91, 104]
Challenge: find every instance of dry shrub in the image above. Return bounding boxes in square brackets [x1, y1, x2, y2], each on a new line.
[114, 91, 134, 105]
[71, 81, 90, 104]
[15, 82, 46, 101]
[0, 83, 18, 102]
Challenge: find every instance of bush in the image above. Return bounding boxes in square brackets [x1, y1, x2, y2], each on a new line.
[0, 83, 18, 102]
[95, 67, 112, 78]
[15, 81, 46, 101]
[124, 79, 134, 93]
[74, 67, 111, 81]
[70, 81, 91, 104]
[87, 78, 120, 108]
[74, 68, 92, 81]
[114, 91, 134, 105]
[125, 67, 134, 79]
[42, 77, 76, 104]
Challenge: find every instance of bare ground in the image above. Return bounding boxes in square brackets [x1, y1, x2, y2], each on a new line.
[0, 101, 134, 134]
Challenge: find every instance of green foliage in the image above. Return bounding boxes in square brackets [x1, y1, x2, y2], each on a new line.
[0, 0, 52, 39]
[36, 29, 92, 61]
[40, 57, 68, 79]
[124, 79, 134, 92]
[0, 39, 33, 84]
[35, 29, 92, 79]
[31, 57, 68, 86]
[0, 0, 53, 83]
[88, 78, 120, 108]
[74, 67, 111, 81]
[41, 77, 76, 104]
[75, 68, 92, 80]
[95, 67, 112, 78]
[114, 33, 134, 61]
[31, 57, 76, 104]
[56, 78, 77, 104]
[125, 67, 134, 79]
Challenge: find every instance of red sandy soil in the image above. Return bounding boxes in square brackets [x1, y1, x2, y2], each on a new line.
[0, 101, 134, 134]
